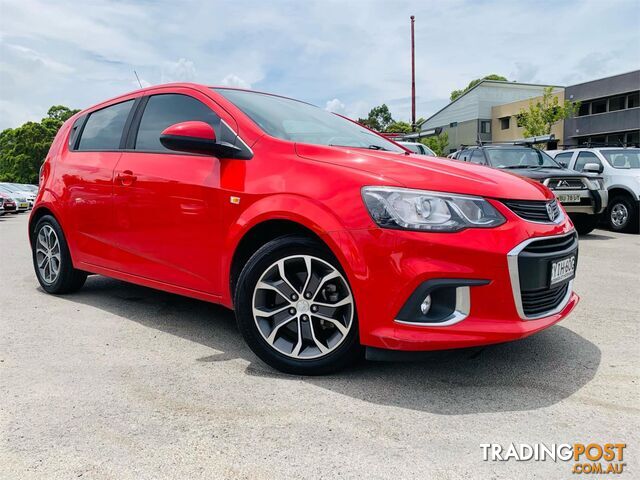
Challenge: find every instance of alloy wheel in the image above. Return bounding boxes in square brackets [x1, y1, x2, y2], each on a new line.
[36, 225, 61, 284]
[251, 255, 354, 359]
[611, 203, 629, 228]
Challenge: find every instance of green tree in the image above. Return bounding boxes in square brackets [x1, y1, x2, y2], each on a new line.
[0, 105, 79, 184]
[517, 87, 579, 137]
[421, 132, 449, 156]
[385, 120, 412, 133]
[450, 74, 508, 101]
[357, 104, 394, 131]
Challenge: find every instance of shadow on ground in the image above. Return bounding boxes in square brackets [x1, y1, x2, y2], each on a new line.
[57, 275, 601, 415]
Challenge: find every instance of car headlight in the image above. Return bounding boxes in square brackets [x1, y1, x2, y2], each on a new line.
[362, 186, 505, 232]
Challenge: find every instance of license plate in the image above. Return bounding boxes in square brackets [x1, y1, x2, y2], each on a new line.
[19, 203, 28, 208]
[556, 193, 581, 203]
[550, 255, 576, 285]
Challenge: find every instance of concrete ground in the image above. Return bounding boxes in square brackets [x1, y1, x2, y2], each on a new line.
[1, 212, 638, 479]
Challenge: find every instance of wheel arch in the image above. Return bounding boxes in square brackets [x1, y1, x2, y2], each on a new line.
[608, 186, 638, 202]
[223, 194, 367, 307]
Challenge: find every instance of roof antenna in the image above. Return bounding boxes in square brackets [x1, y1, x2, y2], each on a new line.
[134, 70, 143, 89]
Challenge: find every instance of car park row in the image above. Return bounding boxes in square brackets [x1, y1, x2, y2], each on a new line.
[0, 183, 37, 216]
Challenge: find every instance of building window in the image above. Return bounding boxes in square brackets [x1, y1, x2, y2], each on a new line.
[500, 117, 510, 130]
[480, 121, 491, 134]
[449, 122, 458, 128]
[591, 98, 607, 114]
[609, 95, 626, 112]
[628, 92, 639, 109]
[578, 102, 591, 116]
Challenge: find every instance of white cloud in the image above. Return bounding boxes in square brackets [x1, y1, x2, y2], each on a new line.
[324, 98, 346, 114]
[0, 0, 638, 130]
[161, 58, 197, 83]
[220, 74, 252, 89]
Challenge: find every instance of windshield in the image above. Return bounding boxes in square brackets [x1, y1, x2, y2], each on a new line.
[601, 149, 640, 169]
[485, 148, 561, 169]
[214, 89, 404, 153]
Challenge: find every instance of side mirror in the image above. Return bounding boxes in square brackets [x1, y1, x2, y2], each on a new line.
[160, 121, 243, 158]
[583, 162, 603, 174]
[557, 160, 568, 168]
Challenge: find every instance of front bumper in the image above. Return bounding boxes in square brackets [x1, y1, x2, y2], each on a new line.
[329, 201, 579, 352]
[548, 187, 608, 215]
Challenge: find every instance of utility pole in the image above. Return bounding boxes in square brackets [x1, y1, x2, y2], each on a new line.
[410, 15, 416, 132]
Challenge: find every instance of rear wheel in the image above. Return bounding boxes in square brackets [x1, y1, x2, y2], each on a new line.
[32, 215, 87, 294]
[607, 195, 639, 233]
[234, 235, 361, 375]
[571, 214, 599, 235]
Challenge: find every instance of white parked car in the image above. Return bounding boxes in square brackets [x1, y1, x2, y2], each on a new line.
[397, 141, 436, 156]
[549, 148, 640, 233]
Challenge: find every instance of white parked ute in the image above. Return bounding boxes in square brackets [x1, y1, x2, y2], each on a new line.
[550, 148, 640, 233]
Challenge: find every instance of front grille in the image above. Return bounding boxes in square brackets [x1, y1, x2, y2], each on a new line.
[546, 178, 587, 190]
[521, 283, 569, 316]
[502, 199, 561, 223]
[521, 232, 577, 254]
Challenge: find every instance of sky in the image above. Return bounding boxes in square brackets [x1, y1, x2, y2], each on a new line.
[0, 0, 639, 130]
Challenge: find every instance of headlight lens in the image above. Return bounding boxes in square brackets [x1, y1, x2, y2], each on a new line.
[362, 186, 505, 232]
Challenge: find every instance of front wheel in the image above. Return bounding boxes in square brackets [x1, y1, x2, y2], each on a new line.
[234, 235, 361, 375]
[607, 195, 639, 233]
[32, 215, 87, 294]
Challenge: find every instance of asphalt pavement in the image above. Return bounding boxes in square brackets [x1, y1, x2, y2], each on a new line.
[1, 212, 638, 479]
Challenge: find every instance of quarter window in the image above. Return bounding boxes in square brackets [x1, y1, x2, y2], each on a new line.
[135, 94, 221, 152]
[77, 100, 134, 151]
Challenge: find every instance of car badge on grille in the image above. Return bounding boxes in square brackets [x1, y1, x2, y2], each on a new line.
[546, 202, 556, 221]
[557, 179, 570, 188]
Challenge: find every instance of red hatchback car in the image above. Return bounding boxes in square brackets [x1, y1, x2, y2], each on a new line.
[30, 83, 579, 374]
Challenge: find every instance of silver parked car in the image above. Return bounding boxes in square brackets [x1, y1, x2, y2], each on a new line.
[0, 185, 29, 213]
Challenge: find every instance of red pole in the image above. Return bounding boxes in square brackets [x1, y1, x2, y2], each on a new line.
[411, 15, 416, 132]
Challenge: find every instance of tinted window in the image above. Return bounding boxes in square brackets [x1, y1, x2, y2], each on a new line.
[574, 152, 601, 171]
[469, 149, 486, 164]
[135, 94, 221, 151]
[77, 100, 134, 151]
[628, 92, 639, 109]
[68, 116, 85, 149]
[592, 99, 607, 114]
[609, 95, 626, 111]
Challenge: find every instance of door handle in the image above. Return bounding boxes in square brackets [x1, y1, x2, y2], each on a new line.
[116, 170, 137, 186]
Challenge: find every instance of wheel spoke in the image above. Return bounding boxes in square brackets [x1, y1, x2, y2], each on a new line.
[312, 313, 349, 336]
[276, 259, 299, 295]
[253, 304, 291, 318]
[300, 256, 313, 296]
[308, 321, 329, 354]
[290, 319, 303, 356]
[266, 315, 297, 343]
[313, 294, 353, 308]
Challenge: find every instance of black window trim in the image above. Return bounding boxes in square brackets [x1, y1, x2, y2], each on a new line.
[71, 98, 139, 153]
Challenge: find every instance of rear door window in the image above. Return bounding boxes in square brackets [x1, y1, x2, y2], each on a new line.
[77, 100, 134, 151]
[134, 94, 221, 152]
[554, 152, 574, 167]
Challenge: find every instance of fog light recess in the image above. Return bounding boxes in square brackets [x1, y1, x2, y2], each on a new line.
[420, 295, 432, 315]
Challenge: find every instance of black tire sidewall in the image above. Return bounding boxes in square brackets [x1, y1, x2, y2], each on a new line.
[32, 215, 85, 294]
[234, 235, 361, 375]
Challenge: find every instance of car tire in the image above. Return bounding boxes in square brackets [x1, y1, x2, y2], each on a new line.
[234, 235, 362, 375]
[571, 214, 599, 235]
[607, 195, 639, 234]
[32, 215, 87, 294]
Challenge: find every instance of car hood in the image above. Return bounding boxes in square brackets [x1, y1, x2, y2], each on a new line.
[295, 143, 552, 201]
[495, 167, 587, 181]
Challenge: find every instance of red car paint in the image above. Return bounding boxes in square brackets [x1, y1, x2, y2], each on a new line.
[31, 83, 578, 353]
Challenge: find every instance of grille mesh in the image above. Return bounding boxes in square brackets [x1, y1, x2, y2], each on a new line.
[521, 283, 569, 316]
[502, 199, 561, 223]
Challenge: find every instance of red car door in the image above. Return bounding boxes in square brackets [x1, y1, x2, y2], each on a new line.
[57, 99, 136, 269]
[111, 90, 229, 295]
